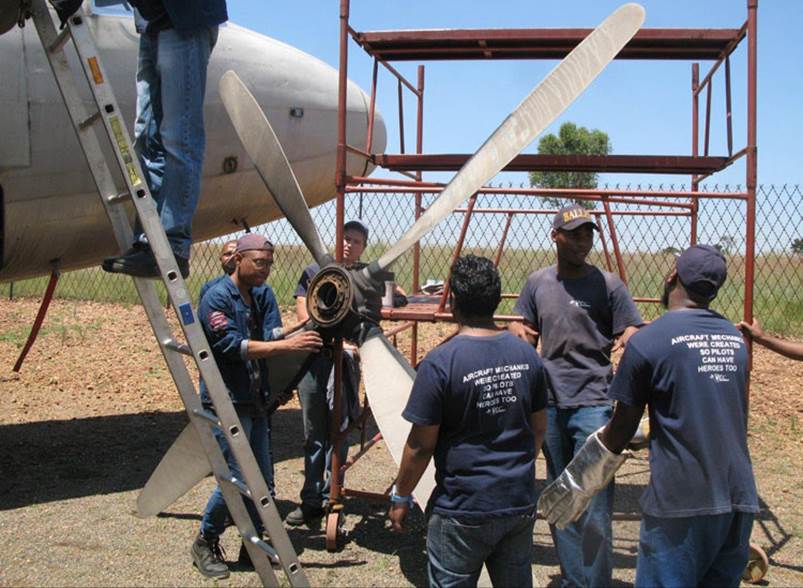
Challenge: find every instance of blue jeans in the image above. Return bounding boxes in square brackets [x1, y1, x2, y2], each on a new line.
[544, 405, 614, 588]
[426, 511, 535, 588]
[636, 512, 754, 588]
[298, 354, 348, 507]
[201, 413, 274, 538]
[133, 26, 217, 259]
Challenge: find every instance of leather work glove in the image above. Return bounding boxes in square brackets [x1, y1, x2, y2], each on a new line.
[538, 427, 630, 529]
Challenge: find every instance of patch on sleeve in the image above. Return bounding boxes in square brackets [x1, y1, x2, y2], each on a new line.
[207, 311, 228, 332]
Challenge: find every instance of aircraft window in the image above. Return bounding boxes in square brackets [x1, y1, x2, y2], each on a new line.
[91, 0, 133, 17]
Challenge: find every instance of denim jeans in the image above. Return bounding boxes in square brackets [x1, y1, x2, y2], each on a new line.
[426, 511, 535, 588]
[298, 353, 348, 507]
[544, 405, 614, 588]
[635, 512, 754, 588]
[201, 413, 274, 538]
[133, 26, 217, 259]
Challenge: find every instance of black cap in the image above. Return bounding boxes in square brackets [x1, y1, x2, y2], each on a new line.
[552, 204, 599, 232]
[676, 244, 727, 300]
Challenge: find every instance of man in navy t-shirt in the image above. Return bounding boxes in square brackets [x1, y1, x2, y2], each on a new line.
[539, 244, 759, 587]
[389, 255, 548, 588]
[510, 204, 643, 588]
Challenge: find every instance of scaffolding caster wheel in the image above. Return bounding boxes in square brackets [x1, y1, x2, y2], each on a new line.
[325, 508, 343, 552]
[742, 543, 769, 584]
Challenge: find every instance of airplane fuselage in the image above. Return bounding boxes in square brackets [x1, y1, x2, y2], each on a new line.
[0, 9, 386, 281]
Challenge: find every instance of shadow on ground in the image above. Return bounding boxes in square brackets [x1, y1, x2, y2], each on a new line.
[0, 407, 304, 510]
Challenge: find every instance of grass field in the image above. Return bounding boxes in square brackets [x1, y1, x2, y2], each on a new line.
[1, 242, 801, 337]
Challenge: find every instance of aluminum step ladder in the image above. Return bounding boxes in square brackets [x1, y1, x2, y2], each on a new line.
[26, 1, 308, 585]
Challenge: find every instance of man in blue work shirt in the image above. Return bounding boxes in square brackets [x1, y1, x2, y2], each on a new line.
[389, 255, 548, 588]
[509, 204, 642, 588]
[192, 234, 323, 579]
[540, 244, 759, 587]
[103, 0, 227, 279]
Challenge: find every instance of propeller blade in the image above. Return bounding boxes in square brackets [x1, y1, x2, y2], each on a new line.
[137, 423, 210, 517]
[365, 3, 645, 277]
[219, 70, 332, 266]
[136, 347, 311, 517]
[359, 332, 436, 508]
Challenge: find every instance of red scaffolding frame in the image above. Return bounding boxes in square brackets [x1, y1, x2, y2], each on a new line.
[322, 0, 758, 551]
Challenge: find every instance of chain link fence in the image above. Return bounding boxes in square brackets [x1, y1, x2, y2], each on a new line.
[2, 183, 801, 336]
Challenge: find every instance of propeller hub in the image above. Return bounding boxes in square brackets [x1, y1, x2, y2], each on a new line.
[306, 265, 354, 329]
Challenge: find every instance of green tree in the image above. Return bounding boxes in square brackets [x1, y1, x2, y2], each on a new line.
[792, 238, 803, 255]
[529, 122, 611, 208]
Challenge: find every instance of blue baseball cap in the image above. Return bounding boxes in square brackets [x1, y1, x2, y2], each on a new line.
[676, 244, 727, 300]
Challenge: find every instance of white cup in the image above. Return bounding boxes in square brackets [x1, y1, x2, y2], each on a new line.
[382, 281, 395, 307]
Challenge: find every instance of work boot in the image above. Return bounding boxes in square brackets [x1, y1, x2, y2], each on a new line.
[191, 533, 229, 579]
[284, 503, 325, 527]
[102, 242, 189, 279]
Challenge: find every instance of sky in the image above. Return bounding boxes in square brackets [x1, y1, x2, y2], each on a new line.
[226, 0, 802, 189]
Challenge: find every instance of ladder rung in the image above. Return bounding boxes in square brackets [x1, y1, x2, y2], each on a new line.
[245, 536, 280, 566]
[78, 109, 101, 129]
[106, 191, 131, 205]
[192, 407, 220, 426]
[221, 476, 251, 498]
[48, 27, 71, 54]
[164, 339, 192, 356]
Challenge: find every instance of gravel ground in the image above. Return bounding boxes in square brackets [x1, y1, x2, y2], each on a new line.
[0, 298, 801, 587]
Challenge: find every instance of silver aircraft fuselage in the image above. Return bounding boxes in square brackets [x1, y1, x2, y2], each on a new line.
[0, 7, 386, 281]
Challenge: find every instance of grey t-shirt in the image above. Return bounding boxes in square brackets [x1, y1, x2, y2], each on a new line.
[513, 265, 643, 407]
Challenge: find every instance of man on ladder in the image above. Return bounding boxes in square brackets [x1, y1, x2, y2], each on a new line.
[87, 0, 227, 279]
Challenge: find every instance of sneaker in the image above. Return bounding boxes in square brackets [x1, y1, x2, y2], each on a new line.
[285, 503, 325, 527]
[102, 244, 189, 279]
[191, 533, 230, 579]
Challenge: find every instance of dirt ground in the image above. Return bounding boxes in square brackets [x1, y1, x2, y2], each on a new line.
[0, 298, 801, 587]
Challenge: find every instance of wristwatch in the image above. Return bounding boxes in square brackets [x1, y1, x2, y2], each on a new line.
[390, 484, 413, 507]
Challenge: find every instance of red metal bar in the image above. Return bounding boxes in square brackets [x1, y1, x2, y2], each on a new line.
[376, 58, 419, 94]
[329, 340, 345, 506]
[602, 198, 627, 284]
[345, 144, 372, 160]
[596, 216, 615, 273]
[346, 177, 749, 200]
[493, 213, 514, 267]
[13, 266, 60, 372]
[384, 320, 415, 338]
[397, 79, 405, 154]
[335, 0, 349, 262]
[725, 55, 733, 157]
[693, 21, 749, 96]
[411, 65, 425, 367]
[744, 0, 758, 400]
[449, 207, 690, 216]
[691, 63, 700, 245]
[437, 193, 478, 313]
[339, 432, 383, 474]
[352, 28, 742, 62]
[704, 81, 712, 157]
[376, 153, 730, 175]
[365, 57, 378, 154]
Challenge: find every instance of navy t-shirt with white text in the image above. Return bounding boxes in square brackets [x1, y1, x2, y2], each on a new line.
[608, 308, 758, 518]
[402, 331, 548, 518]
